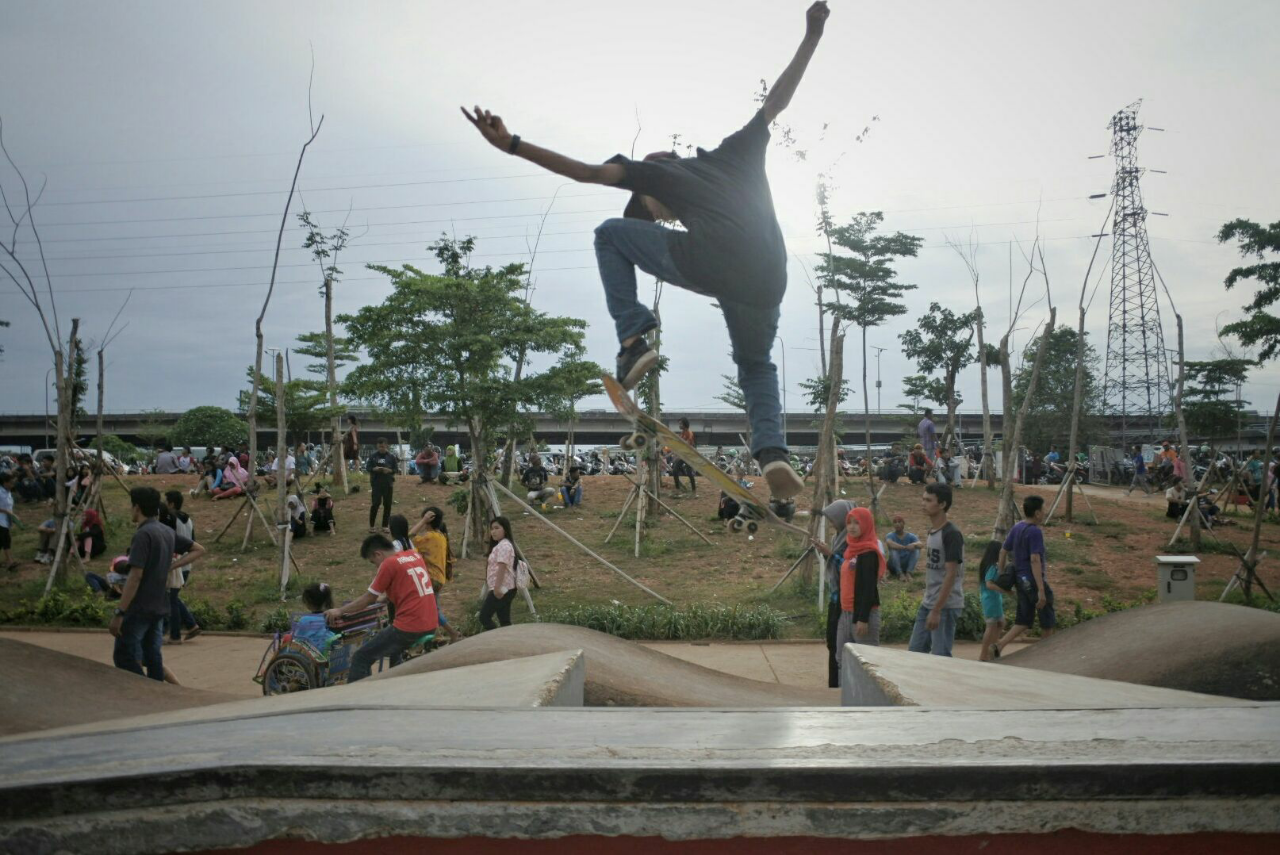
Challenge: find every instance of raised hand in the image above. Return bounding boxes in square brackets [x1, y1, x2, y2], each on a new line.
[460, 105, 513, 151]
[806, 1, 830, 37]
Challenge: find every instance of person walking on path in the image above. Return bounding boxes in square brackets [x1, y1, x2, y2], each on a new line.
[1127, 446, 1152, 496]
[834, 506, 886, 667]
[907, 483, 964, 657]
[461, 1, 831, 505]
[161, 491, 201, 643]
[994, 495, 1055, 656]
[479, 516, 520, 630]
[324, 533, 439, 683]
[366, 438, 398, 533]
[109, 487, 205, 680]
[977, 540, 1007, 662]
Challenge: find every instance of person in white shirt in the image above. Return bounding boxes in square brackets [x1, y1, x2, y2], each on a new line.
[266, 451, 297, 489]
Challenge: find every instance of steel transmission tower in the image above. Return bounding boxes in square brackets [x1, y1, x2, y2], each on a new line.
[1100, 99, 1171, 444]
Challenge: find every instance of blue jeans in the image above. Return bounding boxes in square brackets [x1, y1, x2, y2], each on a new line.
[907, 604, 962, 657]
[594, 217, 785, 457]
[561, 483, 582, 506]
[887, 548, 919, 577]
[113, 613, 166, 680]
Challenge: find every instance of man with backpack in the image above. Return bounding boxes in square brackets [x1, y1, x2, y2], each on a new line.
[994, 494, 1054, 656]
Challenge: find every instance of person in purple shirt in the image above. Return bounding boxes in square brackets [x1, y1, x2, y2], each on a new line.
[917, 408, 938, 461]
[994, 494, 1054, 656]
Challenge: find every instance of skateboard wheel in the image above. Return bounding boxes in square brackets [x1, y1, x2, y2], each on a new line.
[747, 521, 759, 534]
[631, 432, 648, 449]
[729, 518, 744, 533]
[619, 434, 634, 450]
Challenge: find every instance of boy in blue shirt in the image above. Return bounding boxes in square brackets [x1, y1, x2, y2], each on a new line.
[884, 514, 923, 578]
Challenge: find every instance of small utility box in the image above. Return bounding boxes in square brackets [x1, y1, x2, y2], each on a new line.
[1155, 555, 1199, 603]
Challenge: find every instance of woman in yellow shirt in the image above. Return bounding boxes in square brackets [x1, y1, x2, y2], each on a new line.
[410, 506, 462, 642]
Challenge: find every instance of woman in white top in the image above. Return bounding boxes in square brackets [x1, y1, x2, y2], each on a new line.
[479, 516, 518, 630]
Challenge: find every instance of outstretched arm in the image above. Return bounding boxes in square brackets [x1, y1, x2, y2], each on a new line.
[461, 106, 624, 186]
[763, 1, 829, 124]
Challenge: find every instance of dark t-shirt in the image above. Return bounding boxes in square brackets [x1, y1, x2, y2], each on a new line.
[606, 110, 786, 303]
[126, 518, 193, 618]
[366, 450, 398, 487]
[522, 466, 549, 491]
[1003, 521, 1047, 580]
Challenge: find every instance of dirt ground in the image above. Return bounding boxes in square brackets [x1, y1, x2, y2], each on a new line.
[3, 470, 1277, 635]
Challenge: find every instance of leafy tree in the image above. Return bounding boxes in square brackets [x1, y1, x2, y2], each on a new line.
[172, 406, 248, 450]
[295, 331, 358, 383]
[899, 302, 979, 450]
[1181, 358, 1252, 442]
[134, 408, 171, 449]
[901, 374, 952, 411]
[340, 236, 586, 540]
[99, 434, 143, 464]
[237, 367, 335, 445]
[1009, 327, 1103, 454]
[541, 350, 605, 460]
[818, 211, 921, 508]
[1218, 219, 1280, 360]
[798, 374, 852, 411]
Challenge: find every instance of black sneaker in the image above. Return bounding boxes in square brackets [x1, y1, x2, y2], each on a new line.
[616, 339, 659, 390]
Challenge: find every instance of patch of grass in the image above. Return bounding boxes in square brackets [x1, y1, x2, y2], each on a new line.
[1167, 537, 1242, 556]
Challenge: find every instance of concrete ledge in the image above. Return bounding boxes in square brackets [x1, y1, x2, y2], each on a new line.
[840, 643, 1256, 708]
[1, 705, 1276, 852]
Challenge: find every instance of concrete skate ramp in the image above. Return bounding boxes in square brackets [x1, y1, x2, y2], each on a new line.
[1001, 601, 1280, 700]
[371, 623, 840, 706]
[0, 637, 235, 736]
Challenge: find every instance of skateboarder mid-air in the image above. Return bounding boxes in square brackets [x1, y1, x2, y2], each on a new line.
[463, 1, 830, 504]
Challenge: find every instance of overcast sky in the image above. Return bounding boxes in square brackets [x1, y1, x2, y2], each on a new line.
[2, 0, 1278, 427]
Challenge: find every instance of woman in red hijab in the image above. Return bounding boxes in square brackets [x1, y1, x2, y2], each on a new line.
[75, 508, 107, 560]
[836, 506, 885, 666]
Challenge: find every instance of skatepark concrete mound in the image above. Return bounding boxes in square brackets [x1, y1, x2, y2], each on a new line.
[371, 622, 840, 706]
[0, 637, 236, 736]
[1000, 601, 1280, 700]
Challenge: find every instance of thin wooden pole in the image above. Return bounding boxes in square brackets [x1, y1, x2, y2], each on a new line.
[620, 472, 713, 547]
[770, 545, 817, 594]
[214, 497, 250, 543]
[604, 484, 639, 544]
[490, 479, 672, 605]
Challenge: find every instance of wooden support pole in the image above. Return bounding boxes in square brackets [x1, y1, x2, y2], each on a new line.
[620, 472, 713, 547]
[604, 484, 640, 544]
[214, 498, 250, 543]
[769, 545, 817, 595]
[490, 479, 672, 605]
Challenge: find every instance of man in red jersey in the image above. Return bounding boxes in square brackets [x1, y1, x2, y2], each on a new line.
[325, 533, 439, 682]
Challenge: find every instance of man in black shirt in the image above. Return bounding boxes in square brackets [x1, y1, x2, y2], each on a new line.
[366, 438, 399, 533]
[109, 486, 204, 680]
[462, 2, 829, 505]
[521, 454, 556, 508]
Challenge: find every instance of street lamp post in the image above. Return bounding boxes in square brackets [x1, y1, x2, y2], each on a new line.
[775, 335, 787, 445]
[871, 346, 887, 413]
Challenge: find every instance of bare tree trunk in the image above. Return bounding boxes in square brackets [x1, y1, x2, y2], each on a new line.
[274, 353, 291, 593]
[48, 319, 80, 589]
[467, 419, 489, 545]
[499, 346, 528, 490]
[323, 276, 347, 492]
[995, 310, 1056, 540]
[943, 363, 960, 452]
[861, 323, 875, 508]
[806, 325, 845, 583]
[645, 310, 662, 515]
[95, 349, 105, 468]
[1065, 304, 1088, 522]
[975, 308, 995, 489]
[1167, 315, 1200, 550]
[1242, 391, 1280, 602]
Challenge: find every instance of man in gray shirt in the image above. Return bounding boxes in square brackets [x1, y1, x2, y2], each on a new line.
[109, 486, 204, 680]
[154, 443, 180, 475]
[908, 482, 964, 656]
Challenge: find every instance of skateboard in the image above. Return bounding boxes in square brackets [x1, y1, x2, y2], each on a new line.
[603, 375, 809, 538]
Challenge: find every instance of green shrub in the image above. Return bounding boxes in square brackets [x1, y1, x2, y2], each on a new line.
[187, 599, 225, 630]
[448, 488, 470, 516]
[260, 606, 291, 634]
[876, 589, 987, 644]
[225, 600, 250, 631]
[533, 602, 786, 640]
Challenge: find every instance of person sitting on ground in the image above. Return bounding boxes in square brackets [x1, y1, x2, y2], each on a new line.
[69, 463, 94, 508]
[935, 446, 963, 488]
[480, 516, 520, 630]
[311, 484, 336, 536]
[34, 516, 58, 564]
[265, 448, 296, 490]
[884, 514, 924, 578]
[438, 445, 468, 484]
[521, 454, 556, 508]
[154, 444, 180, 475]
[415, 444, 440, 483]
[75, 508, 107, 561]
[977, 540, 1007, 662]
[409, 505, 463, 643]
[287, 494, 308, 539]
[86, 554, 130, 599]
[294, 442, 311, 477]
[324, 533, 439, 683]
[560, 463, 584, 507]
[0, 471, 17, 571]
[1165, 476, 1189, 520]
[191, 458, 222, 497]
[907, 444, 929, 485]
[35, 455, 57, 501]
[176, 447, 194, 474]
[211, 457, 248, 501]
[717, 491, 741, 521]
